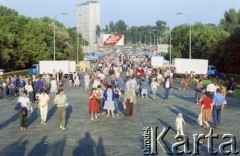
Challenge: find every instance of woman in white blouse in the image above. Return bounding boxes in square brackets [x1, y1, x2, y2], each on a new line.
[18, 91, 30, 131]
[38, 89, 50, 125]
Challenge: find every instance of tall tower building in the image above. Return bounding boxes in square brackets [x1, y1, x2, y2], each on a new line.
[76, 1, 100, 44]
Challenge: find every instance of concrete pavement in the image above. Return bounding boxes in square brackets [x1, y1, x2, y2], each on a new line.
[0, 79, 239, 156]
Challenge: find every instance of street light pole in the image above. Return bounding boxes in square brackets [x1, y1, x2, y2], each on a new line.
[77, 33, 79, 64]
[53, 12, 68, 61]
[176, 12, 192, 59]
[170, 29, 172, 64]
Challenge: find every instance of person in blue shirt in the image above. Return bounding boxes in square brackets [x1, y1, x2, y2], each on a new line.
[212, 89, 225, 128]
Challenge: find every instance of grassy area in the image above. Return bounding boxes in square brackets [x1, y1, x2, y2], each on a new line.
[197, 79, 240, 99]
[232, 88, 240, 98]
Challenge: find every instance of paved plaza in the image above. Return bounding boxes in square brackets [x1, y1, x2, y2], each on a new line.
[0, 79, 239, 156]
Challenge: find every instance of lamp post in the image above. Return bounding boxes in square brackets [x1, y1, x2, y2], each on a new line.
[176, 12, 192, 59]
[169, 29, 172, 64]
[77, 33, 79, 64]
[53, 12, 68, 61]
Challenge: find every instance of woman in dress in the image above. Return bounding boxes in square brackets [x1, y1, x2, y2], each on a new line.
[38, 89, 50, 125]
[89, 88, 99, 120]
[74, 74, 80, 87]
[50, 77, 58, 96]
[84, 72, 90, 91]
[103, 86, 115, 117]
[200, 91, 213, 129]
[151, 79, 159, 100]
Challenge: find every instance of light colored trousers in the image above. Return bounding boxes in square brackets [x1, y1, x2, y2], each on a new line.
[40, 106, 48, 122]
[85, 81, 90, 90]
[57, 106, 66, 127]
[176, 125, 184, 135]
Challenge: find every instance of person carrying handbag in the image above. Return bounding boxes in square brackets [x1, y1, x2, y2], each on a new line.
[17, 91, 30, 131]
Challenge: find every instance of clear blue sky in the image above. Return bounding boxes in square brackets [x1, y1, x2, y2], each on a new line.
[1, 0, 240, 29]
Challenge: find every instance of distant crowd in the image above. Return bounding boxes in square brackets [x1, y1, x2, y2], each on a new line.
[0, 50, 237, 134]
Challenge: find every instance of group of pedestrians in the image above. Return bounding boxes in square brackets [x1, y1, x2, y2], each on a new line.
[199, 80, 227, 129]
[16, 87, 68, 131]
[1, 71, 66, 131]
[1, 49, 236, 134]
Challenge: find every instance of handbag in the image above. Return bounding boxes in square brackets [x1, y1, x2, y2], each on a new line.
[14, 102, 22, 111]
[198, 112, 202, 126]
[123, 102, 126, 110]
[223, 100, 227, 105]
[21, 107, 28, 116]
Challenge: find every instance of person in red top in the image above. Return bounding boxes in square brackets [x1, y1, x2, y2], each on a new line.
[140, 68, 145, 78]
[89, 88, 99, 120]
[200, 91, 213, 129]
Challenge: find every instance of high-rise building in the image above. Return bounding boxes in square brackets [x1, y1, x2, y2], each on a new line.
[76, 1, 100, 44]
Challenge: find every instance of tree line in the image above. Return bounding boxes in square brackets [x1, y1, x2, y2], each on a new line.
[102, 8, 240, 74]
[101, 20, 170, 45]
[0, 6, 239, 74]
[0, 6, 84, 72]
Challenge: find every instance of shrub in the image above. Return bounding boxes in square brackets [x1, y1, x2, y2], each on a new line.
[2, 69, 30, 79]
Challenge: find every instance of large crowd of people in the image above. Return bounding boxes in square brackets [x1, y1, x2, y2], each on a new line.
[0, 49, 237, 134]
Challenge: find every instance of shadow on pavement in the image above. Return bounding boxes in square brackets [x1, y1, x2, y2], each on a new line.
[66, 105, 73, 127]
[118, 101, 126, 116]
[46, 105, 57, 122]
[172, 93, 194, 103]
[28, 108, 39, 127]
[27, 136, 48, 156]
[48, 137, 66, 156]
[158, 118, 176, 133]
[73, 132, 105, 156]
[0, 112, 19, 129]
[174, 105, 198, 126]
[0, 137, 28, 156]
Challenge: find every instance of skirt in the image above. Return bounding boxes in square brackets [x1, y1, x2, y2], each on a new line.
[103, 100, 115, 110]
[202, 109, 212, 122]
[89, 99, 100, 113]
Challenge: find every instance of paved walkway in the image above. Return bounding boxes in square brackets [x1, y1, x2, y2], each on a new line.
[0, 79, 239, 156]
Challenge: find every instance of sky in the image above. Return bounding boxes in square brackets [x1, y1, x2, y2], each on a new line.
[1, 0, 240, 29]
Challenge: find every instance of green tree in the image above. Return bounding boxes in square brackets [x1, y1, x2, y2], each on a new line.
[220, 8, 240, 34]
[114, 20, 127, 35]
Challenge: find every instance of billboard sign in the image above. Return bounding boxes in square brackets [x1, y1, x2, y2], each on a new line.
[103, 34, 124, 46]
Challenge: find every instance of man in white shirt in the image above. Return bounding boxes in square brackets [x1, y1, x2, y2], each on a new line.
[207, 81, 216, 99]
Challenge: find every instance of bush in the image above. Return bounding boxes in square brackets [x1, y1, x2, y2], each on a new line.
[2, 69, 30, 79]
